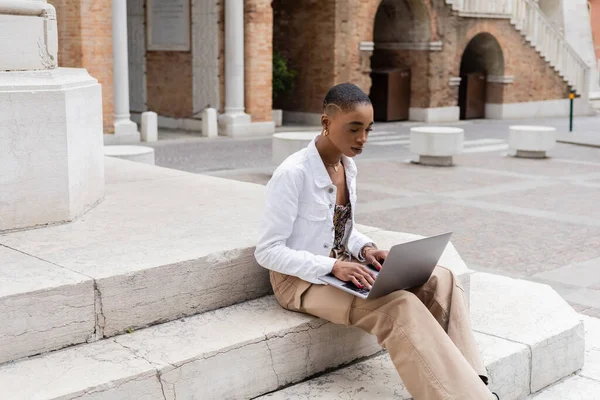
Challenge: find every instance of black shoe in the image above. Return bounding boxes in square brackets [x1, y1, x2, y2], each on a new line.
[492, 393, 499, 400]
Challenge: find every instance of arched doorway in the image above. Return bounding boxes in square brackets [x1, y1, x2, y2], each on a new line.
[370, 0, 431, 121]
[537, 0, 563, 29]
[459, 33, 504, 120]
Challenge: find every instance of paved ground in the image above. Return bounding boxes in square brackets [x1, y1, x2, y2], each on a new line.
[148, 115, 600, 319]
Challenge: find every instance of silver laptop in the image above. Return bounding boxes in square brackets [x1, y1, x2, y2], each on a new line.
[319, 232, 453, 299]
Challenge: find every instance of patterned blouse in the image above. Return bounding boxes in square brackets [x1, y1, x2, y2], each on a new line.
[333, 203, 352, 249]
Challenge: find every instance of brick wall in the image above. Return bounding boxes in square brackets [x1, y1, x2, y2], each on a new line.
[244, 0, 273, 122]
[281, 0, 570, 114]
[49, 0, 114, 133]
[272, 0, 336, 113]
[146, 51, 194, 118]
[590, 0, 600, 61]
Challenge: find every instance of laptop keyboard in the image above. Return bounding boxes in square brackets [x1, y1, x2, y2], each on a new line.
[342, 282, 370, 295]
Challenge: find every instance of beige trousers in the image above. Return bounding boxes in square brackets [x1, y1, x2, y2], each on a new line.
[270, 262, 493, 400]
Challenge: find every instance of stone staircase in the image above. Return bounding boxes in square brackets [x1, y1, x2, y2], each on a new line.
[0, 158, 585, 399]
[445, 0, 589, 97]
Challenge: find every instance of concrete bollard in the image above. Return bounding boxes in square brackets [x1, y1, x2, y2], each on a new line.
[141, 111, 158, 142]
[509, 125, 557, 159]
[202, 108, 218, 138]
[410, 127, 464, 166]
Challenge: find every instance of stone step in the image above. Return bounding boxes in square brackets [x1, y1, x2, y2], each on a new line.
[258, 273, 585, 400]
[0, 273, 583, 400]
[257, 331, 526, 400]
[0, 296, 382, 400]
[0, 157, 471, 365]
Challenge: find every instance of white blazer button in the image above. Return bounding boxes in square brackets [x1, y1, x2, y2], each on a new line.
[328, 187, 334, 193]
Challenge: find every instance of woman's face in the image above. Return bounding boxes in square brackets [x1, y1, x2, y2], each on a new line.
[323, 103, 374, 157]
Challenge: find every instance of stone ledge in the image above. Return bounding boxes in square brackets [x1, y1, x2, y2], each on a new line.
[0, 296, 381, 400]
[257, 332, 530, 400]
[0, 272, 581, 399]
[0, 159, 472, 364]
[0, 246, 95, 364]
[258, 275, 584, 400]
[470, 273, 585, 392]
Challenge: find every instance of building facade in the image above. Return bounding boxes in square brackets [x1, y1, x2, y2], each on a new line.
[47, 0, 595, 137]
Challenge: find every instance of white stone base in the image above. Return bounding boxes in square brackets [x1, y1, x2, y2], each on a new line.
[140, 112, 158, 142]
[104, 146, 155, 165]
[114, 118, 139, 137]
[509, 125, 557, 159]
[409, 106, 460, 122]
[272, 109, 283, 127]
[202, 108, 218, 138]
[0, 68, 105, 232]
[272, 131, 319, 164]
[471, 273, 585, 392]
[219, 119, 276, 137]
[485, 98, 594, 119]
[410, 127, 464, 166]
[282, 110, 323, 125]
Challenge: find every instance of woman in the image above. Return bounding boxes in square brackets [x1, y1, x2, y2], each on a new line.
[255, 83, 498, 400]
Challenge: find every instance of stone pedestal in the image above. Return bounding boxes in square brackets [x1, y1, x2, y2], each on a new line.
[509, 125, 557, 159]
[272, 132, 319, 164]
[410, 127, 464, 166]
[0, 69, 105, 231]
[0, 1, 57, 70]
[141, 111, 158, 142]
[0, 1, 105, 232]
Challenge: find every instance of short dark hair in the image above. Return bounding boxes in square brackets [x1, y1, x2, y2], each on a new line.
[323, 83, 371, 114]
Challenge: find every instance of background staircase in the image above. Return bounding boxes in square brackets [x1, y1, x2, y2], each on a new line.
[445, 0, 590, 97]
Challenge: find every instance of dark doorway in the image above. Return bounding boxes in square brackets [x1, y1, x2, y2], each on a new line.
[458, 33, 505, 120]
[459, 72, 487, 119]
[370, 68, 411, 121]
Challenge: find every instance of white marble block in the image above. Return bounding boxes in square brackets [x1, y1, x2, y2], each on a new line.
[0, 68, 105, 232]
[410, 126, 464, 166]
[141, 111, 158, 142]
[509, 125, 557, 158]
[470, 273, 585, 392]
[272, 132, 319, 165]
[202, 107, 218, 138]
[0, 1, 58, 71]
[272, 109, 283, 127]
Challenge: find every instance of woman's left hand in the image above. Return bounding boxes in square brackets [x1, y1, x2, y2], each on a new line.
[363, 247, 388, 271]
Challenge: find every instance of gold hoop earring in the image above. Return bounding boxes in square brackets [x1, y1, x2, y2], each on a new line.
[323, 129, 329, 136]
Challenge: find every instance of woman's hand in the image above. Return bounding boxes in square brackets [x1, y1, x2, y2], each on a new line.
[332, 261, 376, 290]
[362, 247, 389, 271]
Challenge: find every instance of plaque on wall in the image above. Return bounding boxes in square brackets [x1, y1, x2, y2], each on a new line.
[147, 0, 190, 51]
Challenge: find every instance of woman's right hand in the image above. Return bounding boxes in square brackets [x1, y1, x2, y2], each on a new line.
[332, 261, 376, 290]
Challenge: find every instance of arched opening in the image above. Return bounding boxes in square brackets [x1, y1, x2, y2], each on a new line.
[537, 0, 563, 30]
[458, 33, 504, 120]
[370, 0, 431, 121]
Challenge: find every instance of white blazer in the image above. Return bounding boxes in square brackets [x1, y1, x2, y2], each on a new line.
[255, 137, 375, 284]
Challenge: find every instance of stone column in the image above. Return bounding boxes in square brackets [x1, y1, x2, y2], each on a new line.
[219, 0, 252, 135]
[111, 0, 139, 141]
